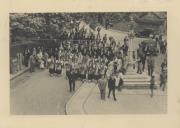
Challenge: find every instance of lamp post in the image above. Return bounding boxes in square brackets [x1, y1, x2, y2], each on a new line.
[128, 30, 135, 63]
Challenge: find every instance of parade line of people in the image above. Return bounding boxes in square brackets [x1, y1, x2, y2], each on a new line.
[27, 26, 167, 100]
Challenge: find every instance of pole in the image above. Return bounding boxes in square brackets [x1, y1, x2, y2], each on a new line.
[126, 16, 135, 73]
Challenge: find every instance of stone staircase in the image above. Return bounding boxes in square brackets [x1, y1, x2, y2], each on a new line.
[122, 72, 158, 89]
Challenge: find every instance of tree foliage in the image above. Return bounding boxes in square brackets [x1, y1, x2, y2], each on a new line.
[10, 13, 80, 43]
[10, 12, 166, 44]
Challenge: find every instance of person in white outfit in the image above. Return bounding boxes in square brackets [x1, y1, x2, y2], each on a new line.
[118, 71, 124, 91]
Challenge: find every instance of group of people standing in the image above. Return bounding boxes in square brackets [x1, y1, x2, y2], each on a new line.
[24, 25, 129, 95]
[98, 73, 124, 101]
[136, 34, 167, 76]
[46, 33, 129, 94]
[29, 48, 49, 73]
[135, 34, 167, 97]
[25, 25, 167, 100]
[136, 42, 156, 76]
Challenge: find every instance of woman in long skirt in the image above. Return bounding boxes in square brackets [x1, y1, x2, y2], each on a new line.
[49, 56, 55, 76]
[54, 59, 62, 76]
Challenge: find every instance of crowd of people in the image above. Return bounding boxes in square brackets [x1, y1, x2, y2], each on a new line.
[12, 24, 167, 100]
[24, 25, 132, 97]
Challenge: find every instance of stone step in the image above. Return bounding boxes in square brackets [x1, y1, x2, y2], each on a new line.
[123, 78, 150, 82]
[124, 82, 151, 84]
[124, 81, 158, 85]
[123, 77, 150, 80]
[122, 85, 158, 89]
[123, 81, 158, 89]
[123, 75, 150, 79]
[125, 72, 138, 75]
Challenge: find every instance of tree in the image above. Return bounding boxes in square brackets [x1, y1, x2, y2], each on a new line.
[10, 13, 46, 42]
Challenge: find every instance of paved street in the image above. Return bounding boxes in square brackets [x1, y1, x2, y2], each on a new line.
[10, 69, 82, 115]
[66, 82, 167, 115]
[84, 85, 167, 114]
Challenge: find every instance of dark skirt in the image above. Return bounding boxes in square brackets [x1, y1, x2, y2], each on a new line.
[119, 78, 124, 86]
[56, 69, 62, 74]
[66, 70, 70, 77]
[94, 74, 100, 80]
[80, 74, 86, 79]
[49, 68, 54, 74]
[92, 74, 95, 80]
[150, 85, 154, 89]
[88, 74, 93, 80]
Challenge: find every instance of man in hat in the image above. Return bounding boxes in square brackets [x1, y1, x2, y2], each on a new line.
[108, 74, 117, 101]
[103, 34, 107, 44]
[121, 41, 128, 57]
[29, 52, 36, 73]
[161, 59, 167, 72]
[105, 19, 109, 29]
[98, 75, 107, 100]
[160, 60, 167, 91]
[147, 54, 155, 76]
[137, 43, 145, 72]
[137, 56, 142, 74]
[96, 27, 101, 41]
[68, 69, 76, 92]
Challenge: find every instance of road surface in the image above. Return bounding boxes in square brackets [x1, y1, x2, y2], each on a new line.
[84, 86, 167, 114]
[10, 69, 82, 115]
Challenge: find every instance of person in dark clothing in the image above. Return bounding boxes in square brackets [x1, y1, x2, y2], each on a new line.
[137, 44, 146, 72]
[121, 42, 128, 57]
[136, 44, 143, 74]
[113, 61, 118, 74]
[159, 40, 165, 54]
[147, 55, 155, 76]
[160, 60, 167, 91]
[24, 48, 30, 67]
[49, 56, 55, 76]
[161, 59, 167, 72]
[67, 69, 76, 92]
[150, 75, 155, 97]
[103, 34, 107, 44]
[65, 63, 71, 79]
[105, 19, 109, 30]
[160, 71, 167, 91]
[137, 57, 142, 74]
[107, 75, 117, 101]
[162, 40, 167, 54]
[29, 54, 36, 73]
[141, 54, 146, 72]
[145, 45, 151, 57]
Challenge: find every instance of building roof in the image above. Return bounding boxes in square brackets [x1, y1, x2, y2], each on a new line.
[139, 12, 166, 20]
[153, 12, 167, 19]
[136, 12, 166, 25]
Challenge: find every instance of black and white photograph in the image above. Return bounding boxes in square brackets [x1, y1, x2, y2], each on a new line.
[10, 12, 167, 115]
